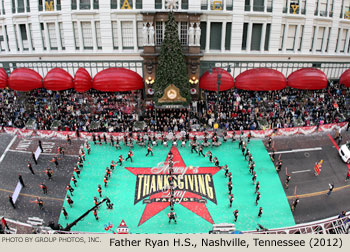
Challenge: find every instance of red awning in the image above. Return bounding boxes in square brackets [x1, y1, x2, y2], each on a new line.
[339, 69, 350, 87]
[199, 68, 234, 91]
[0, 68, 8, 89]
[74, 68, 91, 92]
[287, 68, 328, 90]
[92, 68, 144, 92]
[44, 68, 73, 91]
[235, 68, 287, 91]
[8, 68, 43, 91]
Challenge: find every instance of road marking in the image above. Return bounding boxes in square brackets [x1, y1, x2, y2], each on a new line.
[0, 136, 17, 164]
[268, 147, 322, 155]
[287, 185, 350, 199]
[0, 188, 64, 202]
[291, 169, 311, 174]
[7, 149, 79, 157]
[328, 134, 350, 170]
[328, 134, 340, 151]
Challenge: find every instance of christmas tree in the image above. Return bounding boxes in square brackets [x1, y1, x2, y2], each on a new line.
[154, 12, 190, 105]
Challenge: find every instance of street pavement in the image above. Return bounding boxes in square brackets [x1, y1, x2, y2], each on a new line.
[265, 130, 350, 224]
[0, 134, 82, 226]
[1, 129, 350, 229]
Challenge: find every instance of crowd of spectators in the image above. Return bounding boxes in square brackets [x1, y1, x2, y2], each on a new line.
[0, 89, 142, 132]
[0, 90, 26, 128]
[143, 102, 200, 132]
[0, 82, 349, 133]
[201, 83, 350, 131]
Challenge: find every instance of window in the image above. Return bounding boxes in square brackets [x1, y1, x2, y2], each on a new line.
[286, 25, 297, 51]
[0, 26, 4, 51]
[59, 22, 65, 49]
[340, 0, 350, 18]
[340, 29, 347, 52]
[267, 0, 273, 12]
[0, 26, 3, 51]
[227, 0, 233, 10]
[310, 26, 316, 51]
[325, 28, 331, 52]
[245, 0, 250, 11]
[329, 0, 334, 17]
[12, 0, 15, 13]
[264, 24, 271, 51]
[18, 0, 24, 13]
[28, 24, 34, 50]
[297, 25, 304, 51]
[300, 0, 306, 14]
[80, 0, 90, 9]
[1, 0, 5, 14]
[19, 24, 27, 41]
[335, 28, 340, 51]
[73, 21, 80, 49]
[95, 21, 102, 49]
[40, 23, 47, 50]
[316, 27, 325, 51]
[320, 0, 327, 16]
[0, 25, 9, 51]
[137, 21, 143, 48]
[155, 0, 162, 9]
[121, 21, 134, 49]
[201, 0, 208, 10]
[81, 21, 93, 49]
[93, 0, 99, 9]
[181, 0, 188, 9]
[111, 0, 117, 9]
[253, 0, 264, 11]
[210, 22, 222, 50]
[242, 22, 248, 50]
[136, 0, 142, 9]
[11, 0, 29, 12]
[279, 24, 285, 50]
[14, 25, 19, 51]
[225, 22, 232, 50]
[200, 22, 207, 50]
[155, 21, 164, 45]
[112, 21, 118, 49]
[180, 22, 188, 46]
[251, 23, 262, 51]
[71, 0, 77, 9]
[4, 25, 9, 51]
[48, 23, 58, 50]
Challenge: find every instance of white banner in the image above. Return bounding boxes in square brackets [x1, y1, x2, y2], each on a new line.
[34, 147, 42, 161]
[12, 181, 23, 203]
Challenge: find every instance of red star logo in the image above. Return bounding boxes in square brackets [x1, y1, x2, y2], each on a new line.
[126, 146, 220, 226]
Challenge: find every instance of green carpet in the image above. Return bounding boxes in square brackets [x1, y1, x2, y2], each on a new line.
[58, 140, 295, 233]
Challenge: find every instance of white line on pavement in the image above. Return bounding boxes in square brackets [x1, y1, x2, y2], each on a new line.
[292, 170, 311, 174]
[268, 147, 322, 155]
[0, 136, 17, 164]
[7, 149, 79, 157]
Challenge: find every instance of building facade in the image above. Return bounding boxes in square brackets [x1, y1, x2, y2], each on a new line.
[1, 0, 350, 84]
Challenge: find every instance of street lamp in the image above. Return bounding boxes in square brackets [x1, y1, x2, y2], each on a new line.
[208, 64, 231, 127]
